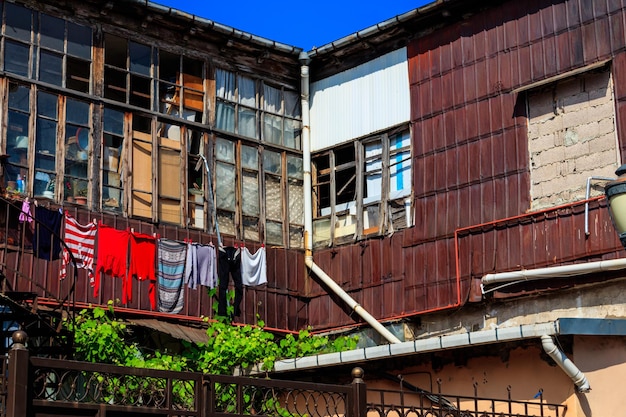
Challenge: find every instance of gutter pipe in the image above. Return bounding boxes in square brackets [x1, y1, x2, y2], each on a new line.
[481, 258, 626, 293]
[541, 335, 591, 393]
[299, 52, 401, 345]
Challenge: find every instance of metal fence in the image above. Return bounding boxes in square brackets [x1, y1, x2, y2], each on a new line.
[0, 333, 567, 417]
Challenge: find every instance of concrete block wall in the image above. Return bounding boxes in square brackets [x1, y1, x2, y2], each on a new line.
[527, 68, 620, 210]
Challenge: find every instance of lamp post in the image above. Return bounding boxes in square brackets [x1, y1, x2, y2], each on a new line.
[605, 164, 626, 248]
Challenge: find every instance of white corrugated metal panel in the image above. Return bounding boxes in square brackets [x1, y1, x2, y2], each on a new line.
[310, 48, 410, 151]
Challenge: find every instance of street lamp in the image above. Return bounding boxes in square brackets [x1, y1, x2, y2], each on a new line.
[605, 164, 626, 248]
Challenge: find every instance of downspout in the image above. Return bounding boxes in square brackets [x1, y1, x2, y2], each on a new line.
[299, 52, 401, 344]
[541, 335, 591, 393]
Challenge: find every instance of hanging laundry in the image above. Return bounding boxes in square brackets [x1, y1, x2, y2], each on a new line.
[185, 242, 217, 290]
[33, 205, 63, 261]
[18, 199, 32, 224]
[94, 223, 130, 302]
[129, 232, 157, 310]
[241, 246, 267, 286]
[217, 246, 242, 318]
[60, 212, 97, 285]
[157, 238, 187, 314]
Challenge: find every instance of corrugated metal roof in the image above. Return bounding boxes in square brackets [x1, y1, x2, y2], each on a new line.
[128, 318, 208, 344]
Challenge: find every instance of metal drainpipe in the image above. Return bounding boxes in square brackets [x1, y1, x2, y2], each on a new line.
[541, 335, 591, 393]
[299, 52, 401, 345]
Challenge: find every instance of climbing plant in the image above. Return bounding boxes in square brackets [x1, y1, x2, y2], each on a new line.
[65, 301, 358, 376]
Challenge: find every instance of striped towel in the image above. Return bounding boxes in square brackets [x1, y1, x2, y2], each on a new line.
[60, 212, 97, 284]
[157, 238, 187, 314]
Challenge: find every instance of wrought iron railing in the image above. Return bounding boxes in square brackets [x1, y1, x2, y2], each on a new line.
[367, 385, 567, 417]
[205, 373, 353, 417]
[30, 356, 203, 416]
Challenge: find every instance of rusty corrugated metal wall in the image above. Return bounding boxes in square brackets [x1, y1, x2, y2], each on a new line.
[307, 0, 626, 331]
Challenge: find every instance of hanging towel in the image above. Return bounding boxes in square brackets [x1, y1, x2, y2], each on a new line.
[129, 232, 157, 310]
[33, 206, 63, 261]
[157, 239, 187, 314]
[60, 213, 97, 284]
[94, 223, 130, 301]
[18, 199, 32, 224]
[241, 246, 267, 286]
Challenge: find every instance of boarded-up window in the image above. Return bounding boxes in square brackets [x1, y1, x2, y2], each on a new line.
[131, 116, 153, 219]
[527, 67, 619, 210]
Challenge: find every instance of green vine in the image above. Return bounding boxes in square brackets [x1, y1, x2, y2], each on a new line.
[64, 300, 358, 376]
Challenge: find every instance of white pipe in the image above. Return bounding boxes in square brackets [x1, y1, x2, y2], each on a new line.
[541, 335, 591, 393]
[299, 53, 401, 345]
[481, 258, 626, 292]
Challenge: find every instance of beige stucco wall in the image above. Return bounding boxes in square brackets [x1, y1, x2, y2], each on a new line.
[364, 335, 626, 417]
[527, 67, 620, 210]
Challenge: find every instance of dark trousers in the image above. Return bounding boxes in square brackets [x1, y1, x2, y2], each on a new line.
[217, 246, 243, 317]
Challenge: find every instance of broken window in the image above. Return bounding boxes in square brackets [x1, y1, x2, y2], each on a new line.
[159, 51, 205, 121]
[2, 2, 92, 92]
[312, 126, 412, 246]
[131, 115, 154, 220]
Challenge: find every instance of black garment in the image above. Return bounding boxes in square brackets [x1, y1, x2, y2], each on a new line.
[217, 246, 243, 318]
[33, 206, 63, 261]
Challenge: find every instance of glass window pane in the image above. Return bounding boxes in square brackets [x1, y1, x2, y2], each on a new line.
[66, 99, 90, 125]
[287, 156, 303, 180]
[8, 84, 30, 112]
[104, 108, 124, 135]
[67, 22, 92, 58]
[241, 146, 258, 170]
[263, 151, 281, 175]
[284, 119, 301, 149]
[238, 75, 255, 106]
[263, 114, 281, 145]
[37, 91, 58, 118]
[5, 3, 32, 41]
[215, 101, 235, 132]
[36, 119, 57, 157]
[263, 84, 281, 113]
[215, 162, 235, 210]
[104, 67, 126, 102]
[238, 107, 257, 138]
[242, 171, 259, 216]
[5, 40, 30, 77]
[284, 90, 300, 118]
[289, 180, 303, 224]
[129, 41, 151, 75]
[39, 50, 63, 85]
[265, 175, 282, 220]
[215, 138, 234, 162]
[40, 14, 64, 51]
[266, 221, 283, 245]
[216, 68, 235, 100]
[243, 217, 259, 242]
[289, 225, 303, 248]
[7, 111, 29, 162]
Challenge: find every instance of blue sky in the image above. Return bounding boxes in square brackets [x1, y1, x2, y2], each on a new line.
[153, 1, 432, 50]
